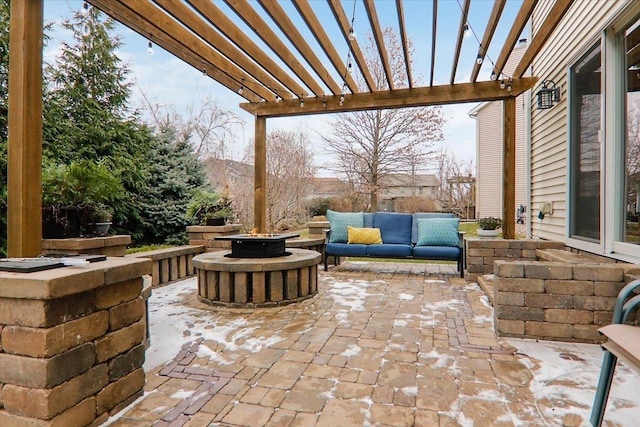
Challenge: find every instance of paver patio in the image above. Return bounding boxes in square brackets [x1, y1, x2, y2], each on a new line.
[102, 261, 640, 427]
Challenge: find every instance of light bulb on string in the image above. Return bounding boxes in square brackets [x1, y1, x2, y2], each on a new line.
[322, 96, 326, 109]
[490, 71, 497, 81]
[499, 79, 506, 90]
[348, 27, 356, 41]
[201, 67, 206, 77]
[463, 23, 470, 38]
[147, 40, 154, 55]
[300, 96, 304, 108]
[339, 94, 345, 106]
[82, 2, 89, 14]
[506, 79, 512, 92]
[476, 53, 483, 65]
[275, 95, 281, 103]
[238, 81, 244, 95]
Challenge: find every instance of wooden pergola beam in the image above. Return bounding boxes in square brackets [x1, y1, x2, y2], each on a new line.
[90, 0, 268, 102]
[493, 0, 537, 78]
[327, 0, 377, 92]
[364, 0, 394, 90]
[450, 0, 470, 85]
[513, 0, 575, 78]
[470, 0, 506, 82]
[153, 0, 293, 99]
[254, 0, 338, 96]
[291, 0, 359, 94]
[502, 97, 516, 239]
[254, 117, 267, 233]
[430, 0, 438, 86]
[241, 77, 538, 118]
[396, 0, 413, 89]
[7, 0, 43, 257]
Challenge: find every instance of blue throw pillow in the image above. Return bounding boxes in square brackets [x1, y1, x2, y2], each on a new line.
[417, 218, 460, 247]
[326, 210, 364, 243]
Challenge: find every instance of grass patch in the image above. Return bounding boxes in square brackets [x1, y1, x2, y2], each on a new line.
[126, 244, 174, 254]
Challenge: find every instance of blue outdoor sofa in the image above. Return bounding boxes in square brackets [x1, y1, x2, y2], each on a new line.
[324, 210, 465, 277]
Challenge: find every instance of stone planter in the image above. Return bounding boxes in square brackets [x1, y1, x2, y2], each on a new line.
[477, 229, 500, 238]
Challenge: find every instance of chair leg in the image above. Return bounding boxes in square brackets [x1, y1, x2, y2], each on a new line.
[590, 350, 618, 427]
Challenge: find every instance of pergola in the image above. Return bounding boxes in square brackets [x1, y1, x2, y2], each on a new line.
[7, 0, 574, 257]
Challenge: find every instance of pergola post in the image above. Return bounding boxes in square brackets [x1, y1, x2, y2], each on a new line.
[254, 116, 266, 232]
[7, 0, 43, 257]
[502, 97, 516, 239]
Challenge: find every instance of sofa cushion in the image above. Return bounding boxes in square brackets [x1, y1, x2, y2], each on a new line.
[326, 210, 364, 243]
[417, 218, 460, 247]
[412, 245, 461, 260]
[326, 242, 368, 257]
[411, 212, 455, 244]
[364, 213, 374, 228]
[373, 212, 413, 244]
[348, 226, 382, 244]
[366, 244, 413, 258]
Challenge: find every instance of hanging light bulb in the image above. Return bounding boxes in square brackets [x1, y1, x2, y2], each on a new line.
[476, 53, 483, 65]
[348, 60, 352, 70]
[201, 67, 206, 77]
[82, 2, 89, 14]
[238, 81, 244, 95]
[300, 96, 304, 108]
[506, 78, 512, 92]
[348, 27, 356, 41]
[339, 94, 345, 106]
[490, 71, 497, 81]
[322, 96, 326, 109]
[147, 40, 154, 55]
[463, 23, 470, 38]
[275, 95, 281, 103]
[500, 79, 506, 90]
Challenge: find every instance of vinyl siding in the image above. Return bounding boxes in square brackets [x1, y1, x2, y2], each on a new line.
[530, 0, 627, 241]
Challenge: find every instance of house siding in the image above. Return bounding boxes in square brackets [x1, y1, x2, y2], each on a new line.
[530, 0, 626, 241]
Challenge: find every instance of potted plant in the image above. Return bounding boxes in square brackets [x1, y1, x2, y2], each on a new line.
[85, 203, 113, 235]
[477, 216, 502, 238]
[42, 160, 123, 238]
[187, 189, 235, 226]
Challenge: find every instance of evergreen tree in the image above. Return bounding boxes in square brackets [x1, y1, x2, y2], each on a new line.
[139, 125, 207, 244]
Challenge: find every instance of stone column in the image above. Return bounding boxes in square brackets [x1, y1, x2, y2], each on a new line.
[0, 257, 152, 426]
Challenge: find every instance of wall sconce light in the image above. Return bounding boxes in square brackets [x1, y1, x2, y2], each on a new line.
[536, 80, 560, 110]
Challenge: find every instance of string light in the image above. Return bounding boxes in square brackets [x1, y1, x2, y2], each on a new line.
[275, 95, 281, 103]
[300, 96, 304, 108]
[147, 40, 154, 55]
[339, 94, 345, 106]
[322, 96, 327, 109]
[476, 53, 483, 65]
[238, 80, 244, 95]
[463, 23, 470, 38]
[82, 2, 89, 14]
[490, 71, 497, 81]
[201, 67, 206, 77]
[506, 78, 512, 92]
[348, 27, 356, 41]
[499, 78, 506, 90]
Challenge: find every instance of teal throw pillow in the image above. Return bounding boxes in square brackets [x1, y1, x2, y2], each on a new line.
[326, 210, 364, 243]
[417, 218, 460, 247]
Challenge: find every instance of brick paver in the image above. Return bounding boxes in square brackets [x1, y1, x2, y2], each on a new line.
[102, 261, 632, 426]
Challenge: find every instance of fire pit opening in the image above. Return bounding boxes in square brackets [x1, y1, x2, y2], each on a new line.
[215, 232, 299, 258]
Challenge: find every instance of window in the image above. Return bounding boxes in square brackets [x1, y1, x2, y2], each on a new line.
[570, 43, 602, 242]
[624, 18, 640, 244]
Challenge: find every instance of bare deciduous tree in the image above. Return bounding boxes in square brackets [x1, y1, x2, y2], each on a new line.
[139, 90, 244, 160]
[433, 148, 475, 218]
[237, 129, 315, 231]
[321, 28, 444, 211]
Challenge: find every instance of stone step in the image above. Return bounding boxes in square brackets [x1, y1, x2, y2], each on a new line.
[477, 274, 495, 306]
[536, 248, 616, 264]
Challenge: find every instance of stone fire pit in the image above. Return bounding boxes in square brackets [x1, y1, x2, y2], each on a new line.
[192, 248, 321, 308]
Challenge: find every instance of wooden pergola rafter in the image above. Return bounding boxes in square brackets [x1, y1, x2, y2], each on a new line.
[7, 0, 575, 256]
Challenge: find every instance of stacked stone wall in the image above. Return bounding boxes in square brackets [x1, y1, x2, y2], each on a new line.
[465, 238, 564, 282]
[493, 260, 640, 343]
[0, 258, 151, 426]
[187, 224, 242, 252]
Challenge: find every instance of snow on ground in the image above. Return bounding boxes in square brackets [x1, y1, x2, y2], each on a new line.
[144, 277, 283, 370]
[510, 338, 640, 425]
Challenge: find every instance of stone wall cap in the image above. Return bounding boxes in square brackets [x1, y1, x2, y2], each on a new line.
[125, 245, 205, 260]
[41, 235, 131, 250]
[0, 257, 151, 299]
[192, 248, 321, 272]
[186, 224, 242, 232]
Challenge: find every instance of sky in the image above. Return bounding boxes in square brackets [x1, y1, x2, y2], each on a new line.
[43, 1, 527, 176]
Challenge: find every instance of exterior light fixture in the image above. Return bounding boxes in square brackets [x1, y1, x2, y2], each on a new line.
[275, 95, 281, 103]
[348, 27, 356, 41]
[476, 53, 483, 65]
[536, 80, 560, 110]
[147, 40, 154, 55]
[238, 81, 244, 95]
[463, 23, 470, 38]
[499, 79, 506, 90]
[490, 71, 497, 81]
[300, 96, 304, 107]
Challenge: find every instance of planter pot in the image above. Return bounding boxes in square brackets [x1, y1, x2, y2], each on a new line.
[87, 222, 112, 234]
[42, 206, 81, 239]
[477, 229, 500, 238]
[205, 217, 225, 226]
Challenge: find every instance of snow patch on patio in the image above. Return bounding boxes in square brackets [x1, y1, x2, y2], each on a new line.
[144, 278, 283, 370]
[510, 338, 640, 426]
[398, 293, 414, 300]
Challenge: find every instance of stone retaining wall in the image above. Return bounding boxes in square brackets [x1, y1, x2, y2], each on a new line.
[465, 238, 564, 282]
[493, 260, 640, 343]
[187, 224, 242, 252]
[126, 245, 205, 287]
[0, 257, 151, 426]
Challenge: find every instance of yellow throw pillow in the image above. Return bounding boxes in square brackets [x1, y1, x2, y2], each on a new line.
[347, 226, 382, 244]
